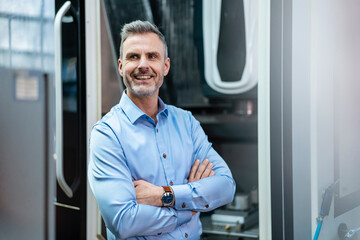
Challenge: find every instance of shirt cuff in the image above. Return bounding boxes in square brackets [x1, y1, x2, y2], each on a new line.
[172, 184, 193, 210]
[175, 210, 193, 226]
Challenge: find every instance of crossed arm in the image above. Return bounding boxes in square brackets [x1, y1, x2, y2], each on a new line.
[89, 115, 236, 238]
[133, 158, 215, 208]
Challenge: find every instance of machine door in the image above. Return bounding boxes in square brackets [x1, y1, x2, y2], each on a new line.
[0, 1, 87, 239]
[0, 69, 51, 240]
[0, 1, 55, 238]
[54, 0, 87, 239]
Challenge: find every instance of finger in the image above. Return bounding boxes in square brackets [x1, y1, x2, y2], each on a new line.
[201, 162, 214, 179]
[189, 159, 200, 182]
[133, 179, 145, 187]
[195, 159, 209, 180]
[210, 170, 215, 177]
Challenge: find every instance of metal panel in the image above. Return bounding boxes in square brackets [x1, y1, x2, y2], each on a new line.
[310, 1, 360, 239]
[292, 0, 312, 239]
[270, 0, 294, 239]
[0, 68, 49, 240]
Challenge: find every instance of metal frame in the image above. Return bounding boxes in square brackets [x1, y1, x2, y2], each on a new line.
[270, 0, 294, 239]
[291, 0, 312, 238]
[85, 0, 102, 239]
[257, 0, 272, 239]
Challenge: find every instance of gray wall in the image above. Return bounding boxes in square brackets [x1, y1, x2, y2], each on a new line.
[292, 0, 360, 239]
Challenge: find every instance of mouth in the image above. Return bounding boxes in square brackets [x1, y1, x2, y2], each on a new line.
[134, 75, 153, 80]
[132, 71, 156, 83]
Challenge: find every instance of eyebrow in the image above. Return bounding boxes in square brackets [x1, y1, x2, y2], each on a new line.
[125, 51, 161, 58]
[125, 52, 139, 58]
[147, 51, 161, 58]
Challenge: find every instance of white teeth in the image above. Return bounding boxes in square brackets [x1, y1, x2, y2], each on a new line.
[136, 76, 151, 80]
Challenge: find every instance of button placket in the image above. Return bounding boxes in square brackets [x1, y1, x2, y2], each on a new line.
[155, 118, 175, 189]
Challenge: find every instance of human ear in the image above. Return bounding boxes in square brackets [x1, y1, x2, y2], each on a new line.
[118, 59, 123, 76]
[164, 57, 170, 76]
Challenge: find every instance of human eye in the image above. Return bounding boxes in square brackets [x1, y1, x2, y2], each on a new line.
[148, 53, 159, 59]
[126, 53, 138, 60]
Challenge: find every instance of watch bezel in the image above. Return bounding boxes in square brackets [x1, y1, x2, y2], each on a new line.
[161, 187, 174, 206]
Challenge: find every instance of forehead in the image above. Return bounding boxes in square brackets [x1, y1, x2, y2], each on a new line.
[122, 32, 165, 55]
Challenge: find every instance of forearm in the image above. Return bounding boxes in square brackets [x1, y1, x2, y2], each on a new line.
[172, 174, 235, 212]
[182, 113, 235, 211]
[89, 172, 192, 238]
[104, 203, 191, 238]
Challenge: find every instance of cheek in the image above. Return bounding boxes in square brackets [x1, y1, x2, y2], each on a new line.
[122, 62, 136, 75]
[154, 64, 166, 76]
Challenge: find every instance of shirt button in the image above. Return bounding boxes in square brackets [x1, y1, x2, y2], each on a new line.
[205, 204, 209, 208]
[156, 129, 159, 133]
[163, 153, 167, 158]
[182, 203, 186, 208]
[185, 233, 188, 238]
[146, 116, 149, 119]
[170, 181, 174, 186]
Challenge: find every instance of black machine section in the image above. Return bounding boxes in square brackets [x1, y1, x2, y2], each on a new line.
[217, 0, 246, 83]
[55, 0, 87, 239]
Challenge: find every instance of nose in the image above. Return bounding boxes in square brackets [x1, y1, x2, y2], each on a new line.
[138, 56, 150, 72]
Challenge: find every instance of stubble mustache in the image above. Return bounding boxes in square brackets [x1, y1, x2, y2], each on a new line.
[131, 69, 156, 78]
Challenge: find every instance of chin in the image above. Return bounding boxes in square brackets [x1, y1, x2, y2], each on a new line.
[130, 86, 158, 97]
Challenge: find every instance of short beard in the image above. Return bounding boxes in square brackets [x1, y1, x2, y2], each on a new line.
[123, 76, 162, 97]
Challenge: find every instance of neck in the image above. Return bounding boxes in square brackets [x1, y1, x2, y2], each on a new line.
[127, 90, 159, 122]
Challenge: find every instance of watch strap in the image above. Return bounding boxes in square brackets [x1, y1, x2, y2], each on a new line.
[162, 186, 172, 193]
[161, 186, 174, 206]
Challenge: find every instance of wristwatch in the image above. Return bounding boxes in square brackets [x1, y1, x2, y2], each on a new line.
[161, 186, 174, 207]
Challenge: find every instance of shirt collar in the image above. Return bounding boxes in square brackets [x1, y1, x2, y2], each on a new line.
[158, 97, 168, 117]
[119, 90, 168, 124]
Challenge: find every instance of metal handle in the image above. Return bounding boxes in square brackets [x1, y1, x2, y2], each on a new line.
[54, 1, 73, 198]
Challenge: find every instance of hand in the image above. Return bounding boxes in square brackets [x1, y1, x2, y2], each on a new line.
[133, 180, 164, 207]
[188, 159, 215, 215]
[188, 158, 215, 183]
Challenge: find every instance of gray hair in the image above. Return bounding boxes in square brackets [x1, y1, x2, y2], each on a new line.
[119, 20, 168, 59]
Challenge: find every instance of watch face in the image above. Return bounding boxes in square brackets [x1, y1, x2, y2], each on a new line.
[162, 192, 174, 204]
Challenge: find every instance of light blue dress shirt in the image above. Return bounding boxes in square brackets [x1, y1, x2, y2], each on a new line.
[88, 91, 235, 240]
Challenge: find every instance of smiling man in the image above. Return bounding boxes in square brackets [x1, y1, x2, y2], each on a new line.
[88, 20, 235, 240]
[120, 32, 168, 97]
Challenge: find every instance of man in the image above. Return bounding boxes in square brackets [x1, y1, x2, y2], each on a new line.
[88, 20, 235, 240]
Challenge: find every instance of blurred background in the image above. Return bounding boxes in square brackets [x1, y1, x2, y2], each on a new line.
[0, 0, 360, 239]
